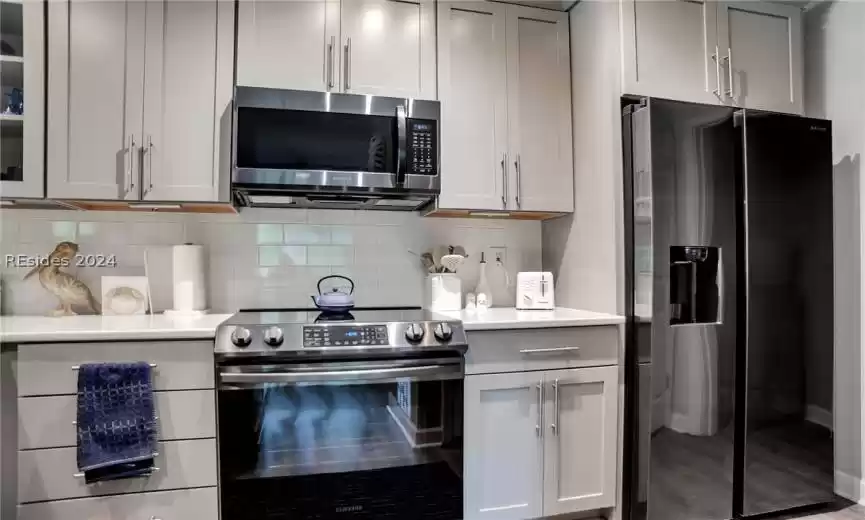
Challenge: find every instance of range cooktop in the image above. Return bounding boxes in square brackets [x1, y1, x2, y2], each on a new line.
[215, 307, 468, 359]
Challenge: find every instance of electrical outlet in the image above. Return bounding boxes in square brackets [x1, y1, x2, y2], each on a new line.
[489, 247, 507, 266]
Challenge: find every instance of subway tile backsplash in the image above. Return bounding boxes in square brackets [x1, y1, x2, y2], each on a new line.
[0, 208, 541, 315]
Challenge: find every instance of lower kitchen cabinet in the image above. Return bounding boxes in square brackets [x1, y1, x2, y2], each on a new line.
[464, 365, 619, 520]
[542, 366, 619, 515]
[465, 371, 544, 519]
[17, 487, 218, 520]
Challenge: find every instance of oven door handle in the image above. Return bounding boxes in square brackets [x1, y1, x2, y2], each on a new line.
[396, 104, 407, 186]
[220, 363, 462, 387]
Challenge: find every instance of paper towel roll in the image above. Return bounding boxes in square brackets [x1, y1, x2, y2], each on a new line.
[170, 244, 206, 313]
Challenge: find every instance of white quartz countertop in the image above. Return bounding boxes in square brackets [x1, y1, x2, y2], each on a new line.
[437, 307, 624, 331]
[0, 314, 232, 343]
[0, 307, 624, 343]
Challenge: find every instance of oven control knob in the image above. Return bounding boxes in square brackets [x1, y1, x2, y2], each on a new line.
[231, 327, 252, 348]
[263, 326, 284, 347]
[434, 322, 453, 342]
[405, 323, 425, 343]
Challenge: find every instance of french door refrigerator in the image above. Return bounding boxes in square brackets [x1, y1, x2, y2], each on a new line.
[622, 98, 834, 520]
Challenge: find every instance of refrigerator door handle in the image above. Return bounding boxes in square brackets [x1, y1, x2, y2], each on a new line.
[717, 248, 724, 323]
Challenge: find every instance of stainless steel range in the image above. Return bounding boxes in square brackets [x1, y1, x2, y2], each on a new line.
[215, 307, 466, 520]
[215, 308, 467, 359]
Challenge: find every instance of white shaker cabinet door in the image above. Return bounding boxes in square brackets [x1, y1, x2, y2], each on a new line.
[717, 2, 803, 114]
[542, 366, 619, 516]
[464, 372, 544, 520]
[506, 6, 573, 213]
[47, 0, 145, 200]
[141, 0, 233, 202]
[236, 0, 339, 92]
[437, 2, 509, 211]
[340, 0, 436, 99]
[621, 0, 721, 105]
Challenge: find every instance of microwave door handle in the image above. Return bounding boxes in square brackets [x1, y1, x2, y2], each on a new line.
[396, 104, 407, 186]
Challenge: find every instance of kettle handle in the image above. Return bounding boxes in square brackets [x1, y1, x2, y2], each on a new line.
[317, 275, 355, 295]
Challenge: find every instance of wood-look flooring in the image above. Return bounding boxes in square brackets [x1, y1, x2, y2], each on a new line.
[647, 420, 836, 520]
[777, 500, 865, 519]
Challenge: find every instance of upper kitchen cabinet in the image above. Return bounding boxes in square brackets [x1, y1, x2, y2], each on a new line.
[340, 0, 436, 99]
[717, 2, 803, 114]
[435, 2, 573, 216]
[0, 0, 45, 199]
[236, 0, 340, 92]
[506, 6, 572, 213]
[621, 0, 803, 115]
[236, 0, 436, 100]
[621, 0, 720, 105]
[47, 0, 145, 200]
[140, 0, 234, 201]
[47, 0, 234, 202]
[436, 1, 508, 211]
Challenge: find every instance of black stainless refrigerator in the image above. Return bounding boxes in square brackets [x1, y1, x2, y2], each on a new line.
[622, 98, 835, 520]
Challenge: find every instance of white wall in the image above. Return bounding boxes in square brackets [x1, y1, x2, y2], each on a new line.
[542, 0, 623, 315]
[0, 208, 541, 315]
[804, 0, 865, 502]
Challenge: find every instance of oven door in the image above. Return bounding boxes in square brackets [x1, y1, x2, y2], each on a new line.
[217, 356, 464, 520]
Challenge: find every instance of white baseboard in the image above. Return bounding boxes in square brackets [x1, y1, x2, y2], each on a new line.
[805, 404, 833, 431]
[835, 470, 865, 504]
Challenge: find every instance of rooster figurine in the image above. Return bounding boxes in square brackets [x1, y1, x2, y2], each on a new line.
[24, 242, 100, 316]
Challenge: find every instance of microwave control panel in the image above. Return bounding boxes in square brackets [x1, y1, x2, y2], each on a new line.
[407, 120, 437, 176]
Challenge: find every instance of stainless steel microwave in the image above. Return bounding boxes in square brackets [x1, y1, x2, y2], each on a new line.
[232, 87, 440, 210]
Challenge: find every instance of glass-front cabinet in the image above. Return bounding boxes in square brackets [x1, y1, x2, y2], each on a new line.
[0, 0, 44, 198]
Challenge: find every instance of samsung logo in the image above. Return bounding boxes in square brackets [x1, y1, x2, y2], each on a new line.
[810, 125, 827, 132]
[335, 505, 363, 513]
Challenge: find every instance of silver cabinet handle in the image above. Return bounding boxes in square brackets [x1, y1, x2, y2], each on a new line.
[344, 38, 351, 91]
[73, 417, 157, 426]
[514, 154, 522, 209]
[536, 380, 543, 437]
[551, 378, 559, 435]
[327, 36, 335, 89]
[74, 465, 159, 478]
[519, 347, 580, 354]
[712, 45, 722, 98]
[72, 364, 157, 370]
[724, 47, 734, 99]
[142, 135, 153, 198]
[501, 153, 508, 208]
[125, 134, 136, 197]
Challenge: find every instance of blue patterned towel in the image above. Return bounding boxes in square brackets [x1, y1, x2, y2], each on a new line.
[76, 362, 157, 483]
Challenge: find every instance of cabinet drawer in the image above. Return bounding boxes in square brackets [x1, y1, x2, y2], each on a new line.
[17, 341, 214, 396]
[19, 390, 216, 450]
[18, 439, 217, 503]
[465, 326, 620, 375]
[18, 487, 218, 520]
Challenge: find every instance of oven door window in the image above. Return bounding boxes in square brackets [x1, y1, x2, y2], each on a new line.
[219, 367, 463, 519]
[236, 107, 397, 173]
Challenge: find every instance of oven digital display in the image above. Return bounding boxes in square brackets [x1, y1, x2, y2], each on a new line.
[303, 325, 389, 347]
